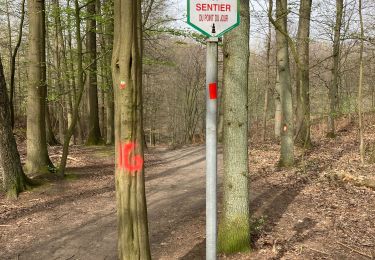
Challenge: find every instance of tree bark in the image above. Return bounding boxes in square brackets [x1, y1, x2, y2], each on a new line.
[358, 0, 364, 163]
[58, 0, 87, 176]
[218, 0, 250, 253]
[25, 0, 54, 174]
[327, 0, 343, 138]
[85, 0, 103, 145]
[295, 0, 312, 147]
[276, 0, 294, 166]
[0, 57, 29, 199]
[52, 0, 66, 143]
[274, 69, 281, 139]
[262, 16, 272, 141]
[9, 0, 26, 129]
[112, 0, 151, 258]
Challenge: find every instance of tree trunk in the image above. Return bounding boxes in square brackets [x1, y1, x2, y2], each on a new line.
[52, 0, 66, 143]
[0, 57, 29, 199]
[262, 16, 272, 141]
[295, 0, 312, 147]
[9, 0, 26, 129]
[276, 0, 294, 167]
[102, 0, 114, 145]
[327, 0, 343, 138]
[218, 0, 250, 253]
[358, 0, 364, 163]
[58, 0, 87, 176]
[85, 0, 102, 145]
[25, 0, 54, 174]
[112, 0, 151, 258]
[274, 70, 281, 139]
[46, 104, 60, 146]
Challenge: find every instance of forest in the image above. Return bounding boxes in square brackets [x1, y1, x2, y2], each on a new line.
[1, 0, 375, 259]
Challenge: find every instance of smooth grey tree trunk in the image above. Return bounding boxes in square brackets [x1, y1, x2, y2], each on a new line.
[218, 0, 250, 253]
[327, 0, 343, 138]
[276, 0, 294, 167]
[295, 0, 312, 147]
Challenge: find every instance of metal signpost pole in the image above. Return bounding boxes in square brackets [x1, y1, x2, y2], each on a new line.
[206, 36, 218, 260]
[187, 1, 239, 258]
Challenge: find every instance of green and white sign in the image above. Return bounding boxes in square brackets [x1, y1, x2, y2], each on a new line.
[187, 0, 240, 37]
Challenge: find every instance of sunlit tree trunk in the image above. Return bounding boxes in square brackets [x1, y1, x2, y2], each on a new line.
[327, 0, 343, 138]
[112, 0, 151, 258]
[295, 0, 312, 147]
[218, 0, 250, 253]
[274, 70, 281, 139]
[0, 57, 30, 199]
[276, 0, 294, 166]
[25, 0, 54, 174]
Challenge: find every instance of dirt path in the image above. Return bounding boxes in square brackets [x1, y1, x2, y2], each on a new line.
[2, 117, 375, 260]
[0, 145, 220, 260]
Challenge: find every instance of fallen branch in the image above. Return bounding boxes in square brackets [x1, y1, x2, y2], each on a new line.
[306, 246, 331, 256]
[337, 241, 373, 259]
[49, 154, 80, 162]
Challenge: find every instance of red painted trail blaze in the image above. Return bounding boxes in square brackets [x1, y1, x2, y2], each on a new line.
[117, 142, 143, 174]
[209, 83, 217, 100]
[120, 81, 126, 90]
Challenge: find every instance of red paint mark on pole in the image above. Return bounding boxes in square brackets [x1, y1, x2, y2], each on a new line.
[209, 83, 217, 100]
[117, 142, 143, 174]
[120, 81, 126, 90]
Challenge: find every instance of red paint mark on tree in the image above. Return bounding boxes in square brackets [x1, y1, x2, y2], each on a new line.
[120, 81, 126, 90]
[209, 83, 217, 100]
[117, 142, 143, 174]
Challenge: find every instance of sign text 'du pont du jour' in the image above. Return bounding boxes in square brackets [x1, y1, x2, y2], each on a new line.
[187, 0, 239, 37]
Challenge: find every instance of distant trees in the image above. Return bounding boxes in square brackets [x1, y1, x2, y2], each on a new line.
[218, 0, 250, 253]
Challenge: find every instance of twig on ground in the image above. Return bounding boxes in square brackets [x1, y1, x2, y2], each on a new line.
[49, 154, 80, 162]
[306, 246, 331, 256]
[337, 241, 373, 259]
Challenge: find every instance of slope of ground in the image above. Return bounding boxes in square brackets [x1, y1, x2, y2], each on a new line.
[0, 115, 375, 259]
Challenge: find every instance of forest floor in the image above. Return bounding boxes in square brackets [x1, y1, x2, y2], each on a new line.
[1, 115, 375, 259]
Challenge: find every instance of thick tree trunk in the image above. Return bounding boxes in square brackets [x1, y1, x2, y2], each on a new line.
[218, 0, 250, 254]
[25, 0, 54, 174]
[295, 0, 312, 147]
[112, 0, 151, 258]
[276, 0, 294, 167]
[0, 57, 29, 199]
[85, 0, 102, 145]
[327, 0, 343, 138]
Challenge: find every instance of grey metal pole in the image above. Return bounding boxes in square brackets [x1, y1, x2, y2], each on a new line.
[206, 37, 218, 260]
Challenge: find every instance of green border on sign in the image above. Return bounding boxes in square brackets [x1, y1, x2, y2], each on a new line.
[187, 0, 240, 38]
